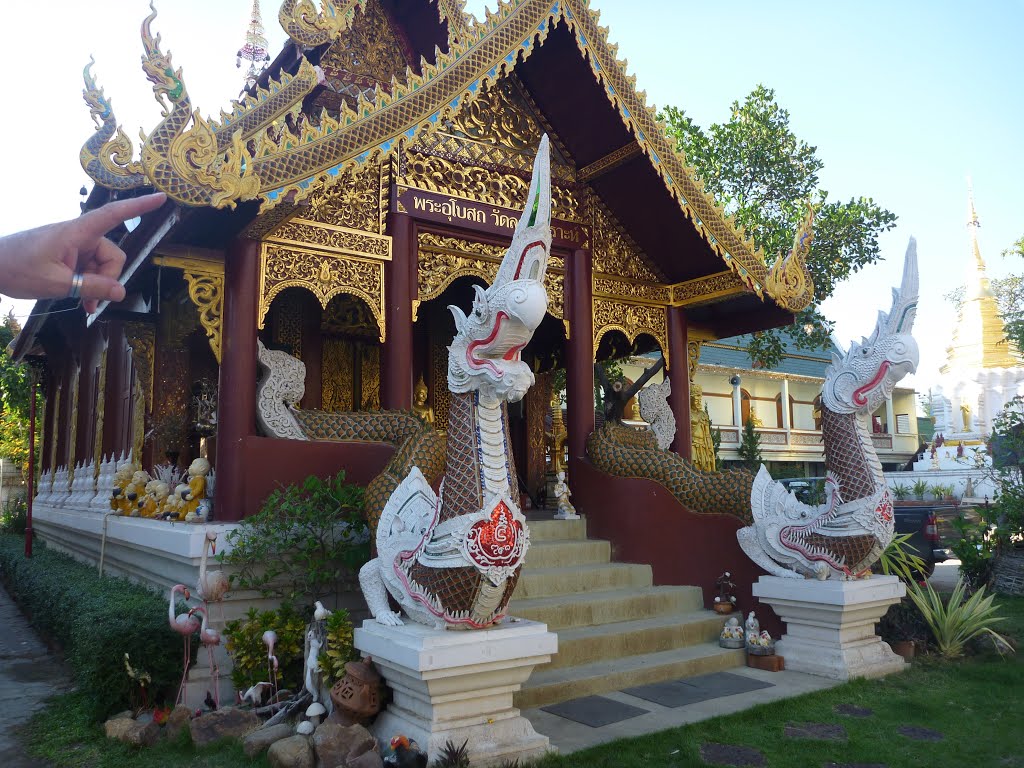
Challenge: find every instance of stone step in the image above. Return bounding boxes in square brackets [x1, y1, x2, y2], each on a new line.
[523, 538, 611, 569]
[527, 518, 588, 542]
[510, 585, 704, 630]
[513, 562, 652, 600]
[544, 611, 727, 670]
[514, 644, 745, 711]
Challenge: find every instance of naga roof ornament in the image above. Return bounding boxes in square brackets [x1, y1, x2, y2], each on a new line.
[765, 202, 815, 312]
[79, 58, 146, 189]
[78, 0, 814, 308]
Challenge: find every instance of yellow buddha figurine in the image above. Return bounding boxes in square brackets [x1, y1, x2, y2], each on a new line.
[690, 384, 717, 472]
[181, 458, 211, 520]
[412, 375, 435, 427]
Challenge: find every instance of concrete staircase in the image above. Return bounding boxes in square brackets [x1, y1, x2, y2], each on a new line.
[511, 517, 744, 710]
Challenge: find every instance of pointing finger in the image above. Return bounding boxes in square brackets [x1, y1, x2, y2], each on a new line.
[77, 192, 167, 239]
[79, 271, 126, 314]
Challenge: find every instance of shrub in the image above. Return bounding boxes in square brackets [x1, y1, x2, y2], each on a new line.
[905, 577, 1014, 658]
[890, 482, 911, 501]
[951, 508, 995, 588]
[912, 479, 929, 500]
[0, 535, 184, 720]
[224, 605, 306, 693]
[877, 532, 928, 585]
[218, 471, 369, 617]
[0, 497, 27, 534]
[319, 608, 357, 684]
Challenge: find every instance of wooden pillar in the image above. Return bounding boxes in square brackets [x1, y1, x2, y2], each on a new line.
[667, 305, 692, 458]
[565, 247, 594, 488]
[103, 321, 126, 460]
[382, 212, 415, 410]
[214, 238, 260, 522]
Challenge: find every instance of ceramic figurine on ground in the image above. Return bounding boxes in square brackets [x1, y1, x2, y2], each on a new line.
[553, 471, 579, 520]
[139, 479, 169, 518]
[110, 461, 137, 515]
[182, 458, 211, 520]
[124, 470, 152, 516]
[164, 483, 190, 520]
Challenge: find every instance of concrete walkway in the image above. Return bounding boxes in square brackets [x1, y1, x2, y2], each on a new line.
[0, 583, 72, 768]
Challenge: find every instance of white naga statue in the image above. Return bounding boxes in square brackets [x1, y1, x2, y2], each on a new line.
[738, 240, 920, 579]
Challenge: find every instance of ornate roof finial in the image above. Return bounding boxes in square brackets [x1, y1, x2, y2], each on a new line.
[237, 0, 271, 92]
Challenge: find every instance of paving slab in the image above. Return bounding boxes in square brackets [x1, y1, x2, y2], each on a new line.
[0, 583, 73, 767]
[624, 671, 775, 708]
[833, 703, 874, 718]
[541, 695, 649, 728]
[784, 722, 847, 740]
[524, 666, 839, 754]
[699, 742, 766, 767]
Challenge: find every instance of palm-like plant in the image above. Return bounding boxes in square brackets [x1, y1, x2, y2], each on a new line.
[877, 533, 927, 584]
[904, 577, 1015, 658]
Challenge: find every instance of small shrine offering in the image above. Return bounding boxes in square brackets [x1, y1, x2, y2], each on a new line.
[713, 571, 738, 614]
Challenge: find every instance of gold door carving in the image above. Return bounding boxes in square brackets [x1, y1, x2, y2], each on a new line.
[322, 338, 355, 412]
[593, 298, 669, 369]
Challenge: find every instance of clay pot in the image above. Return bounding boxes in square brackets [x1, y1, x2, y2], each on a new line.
[330, 657, 383, 724]
[891, 640, 915, 661]
[713, 602, 735, 615]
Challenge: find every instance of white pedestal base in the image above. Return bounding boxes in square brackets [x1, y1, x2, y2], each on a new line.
[752, 575, 907, 681]
[355, 618, 557, 767]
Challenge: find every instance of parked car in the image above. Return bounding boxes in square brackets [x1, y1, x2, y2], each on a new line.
[778, 478, 948, 578]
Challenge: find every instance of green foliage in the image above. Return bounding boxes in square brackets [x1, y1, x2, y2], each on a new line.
[0, 496, 27, 534]
[594, 359, 623, 410]
[661, 87, 897, 368]
[950, 508, 996, 588]
[890, 483, 911, 501]
[319, 608, 357, 684]
[224, 605, 306, 692]
[0, 308, 39, 475]
[912, 479, 929, 501]
[905, 577, 1014, 659]
[709, 415, 722, 471]
[876, 598, 931, 646]
[218, 471, 369, 615]
[877, 533, 928, 586]
[431, 740, 471, 768]
[0, 535, 183, 720]
[736, 415, 762, 470]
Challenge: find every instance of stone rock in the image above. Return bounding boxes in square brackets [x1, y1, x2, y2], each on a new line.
[243, 723, 295, 758]
[188, 706, 260, 748]
[833, 704, 874, 718]
[784, 722, 847, 741]
[897, 725, 944, 742]
[163, 706, 192, 742]
[109, 710, 134, 721]
[699, 743, 766, 767]
[313, 722, 377, 768]
[346, 751, 384, 768]
[103, 716, 138, 742]
[268, 734, 314, 768]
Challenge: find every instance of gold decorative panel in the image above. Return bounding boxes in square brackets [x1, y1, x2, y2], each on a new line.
[322, 337, 355, 412]
[93, 345, 108, 480]
[49, 384, 60, 485]
[687, 340, 703, 382]
[268, 219, 392, 260]
[124, 322, 155, 413]
[272, 292, 304, 359]
[153, 252, 225, 363]
[591, 201, 662, 282]
[416, 232, 564, 321]
[303, 158, 388, 235]
[361, 345, 381, 411]
[318, 0, 409, 103]
[593, 276, 671, 305]
[402, 153, 581, 223]
[450, 77, 543, 151]
[579, 142, 642, 182]
[431, 341, 450, 429]
[669, 271, 747, 308]
[593, 297, 669, 368]
[67, 364, 80, 490]
[259, 243, 386, 342]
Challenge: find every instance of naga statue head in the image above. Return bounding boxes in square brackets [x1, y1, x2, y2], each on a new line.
[140, 2, 186, 117]
[447, 135, 552, 403]
[822, 239, 919, 416]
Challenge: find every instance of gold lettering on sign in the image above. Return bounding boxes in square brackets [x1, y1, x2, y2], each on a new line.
[412, 195, 488, 225]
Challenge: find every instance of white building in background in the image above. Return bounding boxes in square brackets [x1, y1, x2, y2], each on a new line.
[930, 190, 1024, 446]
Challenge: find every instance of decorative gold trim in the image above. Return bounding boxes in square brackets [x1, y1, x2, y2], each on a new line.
[668, 271, 747, 307]
[258, 242, 386, 342]
[67, 364, 80, 492]
[593, 296, 669, 369]
[593, 276, 671, 306]
[49, 384, 60, 489]
[416, 231, 564, 321]
[578, 142, 642, 182]
[154, 251, 225, 363]
[93, 345, 108, 481]
[124, 322, 156, 413]
[266, 218, 392, 260]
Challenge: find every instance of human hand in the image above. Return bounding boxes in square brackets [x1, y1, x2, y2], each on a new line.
[0, 192, 166, 313]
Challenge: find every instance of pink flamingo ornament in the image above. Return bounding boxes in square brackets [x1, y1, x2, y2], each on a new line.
[188, 604, 222, 709]
[262, 629, 279, 701]
[168, 584, 200, 706]
[197, 531, 230, 622]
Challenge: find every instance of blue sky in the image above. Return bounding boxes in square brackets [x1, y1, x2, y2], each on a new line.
[2, 0, 1021, 394]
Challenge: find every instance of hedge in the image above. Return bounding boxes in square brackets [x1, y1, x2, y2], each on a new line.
[0, 535, 187, 720]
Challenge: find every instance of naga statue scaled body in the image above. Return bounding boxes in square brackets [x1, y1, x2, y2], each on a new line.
[738, 240, 920, 579]
[358, 136, 553, 629]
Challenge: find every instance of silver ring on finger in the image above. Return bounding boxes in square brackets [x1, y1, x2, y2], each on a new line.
[68, 272, 84, 300]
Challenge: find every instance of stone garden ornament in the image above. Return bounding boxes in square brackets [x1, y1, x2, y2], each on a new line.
[738, 240, 919, 579]
[358, 136, 553, 629]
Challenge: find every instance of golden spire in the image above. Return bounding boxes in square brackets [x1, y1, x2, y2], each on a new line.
[941, 183, 1020, 372]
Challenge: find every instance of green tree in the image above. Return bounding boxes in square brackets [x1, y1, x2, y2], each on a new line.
[661, 86, 897, 368]
[736, 415, 763, 471]
[0, 308, 34, 475]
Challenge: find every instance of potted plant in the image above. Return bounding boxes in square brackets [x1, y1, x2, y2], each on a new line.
[912, 479, 929, 501]
[713, 571, 737, 614]
[891, 482, 911, 502]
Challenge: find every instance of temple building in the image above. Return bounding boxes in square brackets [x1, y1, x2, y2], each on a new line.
[8, 0, 821, 708]
[931, 189, 1024, 442]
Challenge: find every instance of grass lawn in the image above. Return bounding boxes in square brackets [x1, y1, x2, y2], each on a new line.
[23, 597, 1024, 768]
